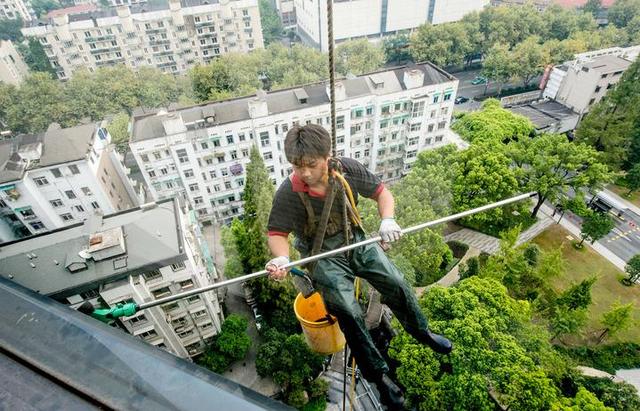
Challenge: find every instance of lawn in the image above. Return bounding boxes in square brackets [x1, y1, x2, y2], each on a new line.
[608, 184, 640, 208]
[533, 225, 640, 345]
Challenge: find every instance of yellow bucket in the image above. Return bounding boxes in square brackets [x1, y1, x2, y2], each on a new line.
[294, 292, 346, 355]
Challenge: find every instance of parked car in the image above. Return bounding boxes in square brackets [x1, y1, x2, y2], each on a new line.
[454, 96, 469, 104]
[471, 76, 487, 85]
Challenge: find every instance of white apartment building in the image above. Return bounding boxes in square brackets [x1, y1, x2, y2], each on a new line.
[21, 0, 264, 80]
[0, 0, 32, 20]
[0, 40, 29, 85]
[294, 0, 489, 51]
[274, 0, 296, 28]
[129, 63, 458, 224]
[0, 197, 225, 359]
[0, 122, 140, 243]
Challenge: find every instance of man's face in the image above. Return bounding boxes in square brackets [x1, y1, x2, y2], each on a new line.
[292, 156, 329, 186]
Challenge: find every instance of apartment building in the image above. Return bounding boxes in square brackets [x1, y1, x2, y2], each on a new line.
[294, 0, 489, 51]
[0, 40, 29, 85]
[20, 0, 264, 80]
[0, 197, 224, 359]
[129, 63, 459, 224]
[274, 0, 296, 28]
[0, 0, 32, 20]
[0, 122, 140, 243]
[544, 54, 633, 117]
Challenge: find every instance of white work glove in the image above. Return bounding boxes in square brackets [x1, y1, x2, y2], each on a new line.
[265, 256, 290, 281]
[379, 218, 403, 243]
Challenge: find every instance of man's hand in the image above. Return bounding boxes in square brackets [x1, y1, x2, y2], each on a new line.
[266, 256, 290, 281]
[379, 218, 403, 243]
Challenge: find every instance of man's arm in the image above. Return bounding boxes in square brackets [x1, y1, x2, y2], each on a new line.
[266, 235, 290, 280]
[376, 186, 395, 219]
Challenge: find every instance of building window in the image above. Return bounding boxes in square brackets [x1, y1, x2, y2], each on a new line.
[433, 95, 440, 104]
[444, 93, 452, 101]
[81, 187, 93, 196]
[19, 208, 36, 219]
[180, 279, 194, 290]
[74, 205, 85, 212]
[224, 181, 232, 190]
[184, 169, 194, 178]
[139, 330, 158, 340]
[51, 168, 62, 178]
[435, 135, 444, 142]
[176, 149, 189, 164]
[171, 261, 186, 271]
[187, 295, 200, 304]
[30, 221, 46, 230]
[152, 287, 171, 299]
[226, 135, 234, 144]
[69, 165, 80, 174]
[149, 170, 156, 178]
[438, 121, 446, 130]
[65, 190, 76, 199]
[412, 101, 425, 118]
[162, 302, 179, 312]
[194, 196, 204, 205]
[141, 154, 149, 162]
[260, 132, 270, 147]
[264, 151, 273, 160]
[91, 201, 100, 209]
[189, 183, 199, 192]
[129, 314, 147, 325]
[50, 199, 63, 208]
[61, 213, 74, 221]
[336, 115, 345, 130]
[34, 177, 49, 186]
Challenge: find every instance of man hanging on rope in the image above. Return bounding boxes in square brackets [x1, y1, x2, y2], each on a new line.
[265, 124, 452, 409]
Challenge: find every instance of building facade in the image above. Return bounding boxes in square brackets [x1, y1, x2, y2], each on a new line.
[274, 0, 296, 28]
[0, 122, 140, 243]
[0, 40, 29, 85]
[21, 0, 264, 80]
[0, 0, 32, 20]
[294, 0, 489, 51]
[129, 63, 459, 224]
[0, 197, 224, 359]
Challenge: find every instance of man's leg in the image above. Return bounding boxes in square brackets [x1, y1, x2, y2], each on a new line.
[351, 232, 452, 354]
[311, 254, 389, 381]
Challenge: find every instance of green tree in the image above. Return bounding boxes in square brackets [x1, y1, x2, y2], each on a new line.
[509, 133, 612, 218]
[259, 0, 283, 45]
[220, 224, 245, 278]
[105, 112, 130, 152]
[0, 18, 24, 41]
[30, 0, 61, 18]
[382, 34, 412, 64]
[410, 22, 472, 68]
[550, 305, 587, 341]
[582, 0, 602, 18]
[579, 212, 615, 246]
[512, 36, 546, 87]
[624, 254, 640, 284]
[608, 0, 640, 28]
[576, 59, 640, 170]
[598, 301, 634, 343]
[556, 276, 597, 310]
[482, 42, 516, 95]
[18, 38, 55, 74]
[542, 5, 597, 41]
[624, 163, 640, 195]
[256, 331, 325, 406]
[390, 277, 566, 411]
[551, 387, 613, 411]
[452, 99, 534, 144]
[578, 376, 640, 411]
[197, 314, 251, 373]
[479, 4, 547, 49]
[335, 39, 385, 76]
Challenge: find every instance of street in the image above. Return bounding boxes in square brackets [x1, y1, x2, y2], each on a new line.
[602, 209, 640, 262]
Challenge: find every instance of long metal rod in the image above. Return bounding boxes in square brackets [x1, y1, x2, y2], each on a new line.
[138, 192, 537, 310]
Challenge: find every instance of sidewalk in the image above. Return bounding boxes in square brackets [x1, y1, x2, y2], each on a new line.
[539, 203, 627, 271]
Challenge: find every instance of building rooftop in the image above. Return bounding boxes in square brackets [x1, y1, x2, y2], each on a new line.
[509, 100, 579, 131]
[46, 3, 98, 18]
[0, 123, 97, 184]
[583, 54, 632, 73]
[131, 62, 455, 143]
[0, 198, 184, 299]
[552, 0, 615, 7]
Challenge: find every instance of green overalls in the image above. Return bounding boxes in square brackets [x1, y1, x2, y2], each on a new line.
[295, 192, 430, 381]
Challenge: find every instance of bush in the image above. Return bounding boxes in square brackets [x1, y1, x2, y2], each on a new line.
[459, 256, 480, 280]
[196, 314, 251, 373]
[447, 240, 469, 259]
[524, 243, 540, 266]
[556, 343, 640, 374]
[578, 376, 640, 411]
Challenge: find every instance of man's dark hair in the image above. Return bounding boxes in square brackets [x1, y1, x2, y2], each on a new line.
[284, 124, 332, 165]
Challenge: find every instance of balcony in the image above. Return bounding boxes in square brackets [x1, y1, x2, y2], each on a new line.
[85, 34, 116, 43]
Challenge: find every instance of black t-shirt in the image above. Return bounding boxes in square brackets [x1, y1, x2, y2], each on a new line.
[267, 157, 383, 240]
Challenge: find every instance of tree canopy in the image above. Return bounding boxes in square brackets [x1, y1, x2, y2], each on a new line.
[335, 39, 385, 76]
[451, 99, 534, 144]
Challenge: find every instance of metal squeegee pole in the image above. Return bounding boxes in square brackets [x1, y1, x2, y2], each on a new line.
[138, 192, 537, 310]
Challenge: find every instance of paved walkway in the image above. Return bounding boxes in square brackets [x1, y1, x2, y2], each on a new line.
[577, 366, 624, 383]
[615, 369, 640, 394]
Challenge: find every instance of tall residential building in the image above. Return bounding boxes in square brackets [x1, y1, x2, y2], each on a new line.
[294, 0, 490, 51]
[0, 197, 225, 359]
[129, 63, 459, 225]
[543, 52, 635, 117]
[20, 0, 264, 80]
[0, 40, 29, 85]
[274, 0, 296, 28]
[0, 122, 140, 243]
[0, 0, 32, 20]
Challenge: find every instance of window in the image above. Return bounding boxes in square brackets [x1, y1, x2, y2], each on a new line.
[379, 135, 386, 143]
[441, 107, 448, 115]
[366, 107, 373, 115]
[171, 261, 186, 271]
[19, 208, 35, 219]
[50, 199, 63, 208]
[65, 190, 76, 199]
[260, 132, 270, 147]
[194, 196, 204, 205]
[226, 135, 234, 144]
[212, 139, 221, 147]
[187, 295, 200, 304]
[224, 181, 232, 190]
[74, 205, 85, 213]
[180, 279, 194, 290]
[264, 151, 273, 160]
[221, 168, 228, 177]
[217, 154, 225, 163]
[162, 302, 179, 312]
[438, 121, 446, 130]
[51, 168, 62, 178]
[336, 116, 344, 130]
[69, 165, 80, 175]
[30, 221, 46, 230]
[407, 150, 417, 158]
[80, 187, 92, 196]
[337, 135, 344, 144]
[152, 287, 171, 299]
[34, 177, 49, 186]
[230, 151, 237, 160]
[428, 124, 435, 132]
[410, 123, 421, 132]
[354, 151, 361, 159]
[61, 213, 74, 221]
[409, 137, 419, 146]
[607, 83, 613, 90]
[433, 94, 440, 104]
[129, 314, 147, 325]
[435, 135, 444, 142]
[141, 154, 149, 162]
[139, 330, 158, 340]
[238, 133, 246, 142]
[176, 149, 189, 164]
[91, 201, 100, 209]
[189, 183, 199, 192]
[380, 121, 388, 129]
[184, 169, 194, 178]
[381, 105, 390, 115]
[443, 93, 452, 101]
[412, 101, 425, 118]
